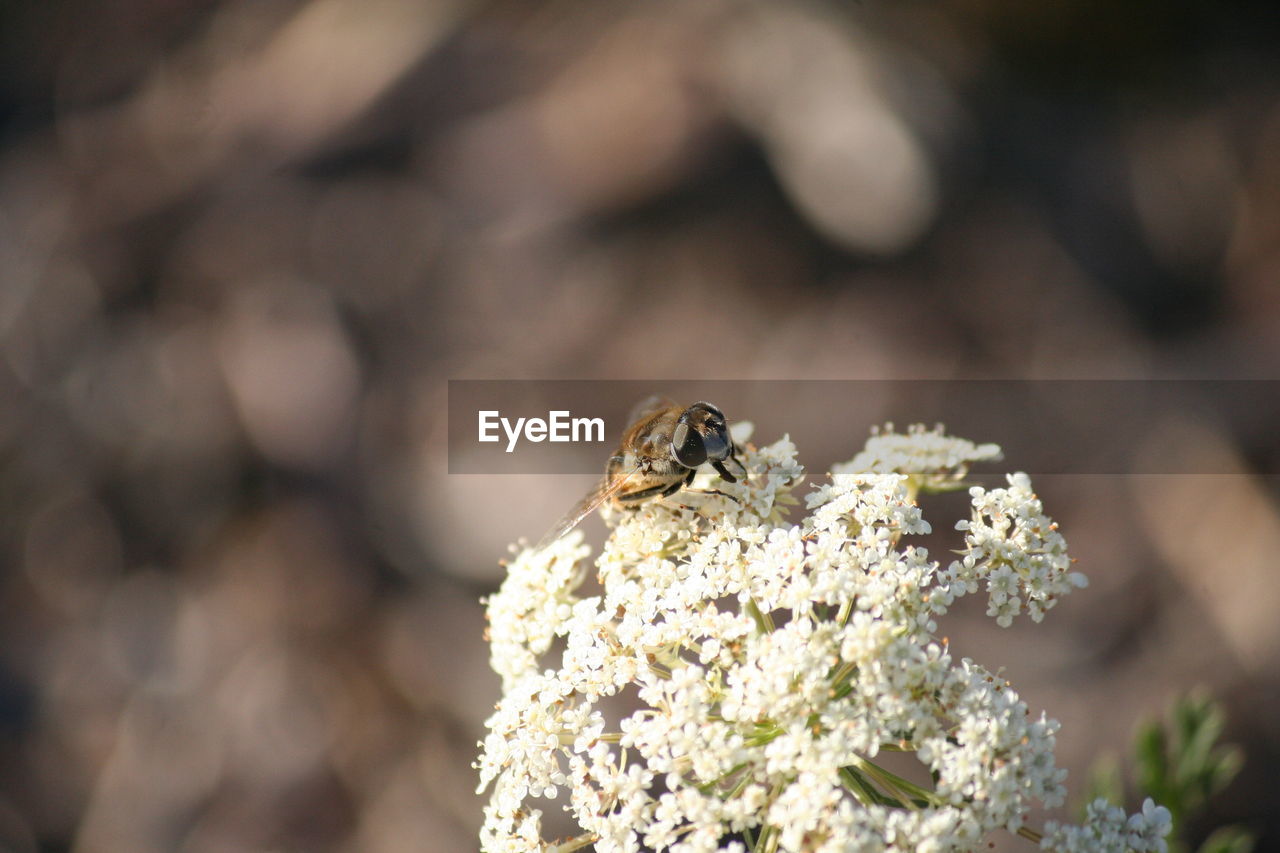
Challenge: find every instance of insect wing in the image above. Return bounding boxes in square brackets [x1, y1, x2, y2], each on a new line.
[536, 464, 643, 550]
[626, 395, 677, 427]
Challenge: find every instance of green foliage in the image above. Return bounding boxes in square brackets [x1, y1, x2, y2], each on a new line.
[1195, 826, 1257, 853]
[1085, 689, 1254, 853]
[1082, 751, 1124, 811]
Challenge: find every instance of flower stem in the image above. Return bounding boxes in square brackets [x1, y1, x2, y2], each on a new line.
[746, 598, 775, 633]
[849, 755, 936, 809]
[550, 832, 599, 852]
[753, 779, 786, 853]
[835, 598, 854, 627]
[829, 661, 858, 698]
[840, 766, 896, 806]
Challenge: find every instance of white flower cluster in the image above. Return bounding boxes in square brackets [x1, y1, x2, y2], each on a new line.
[831, 423, 1001, 492]
[476, 427, 1167, 853]
[1041, 798, 1173, 853]
[951, 474, 1089, 627]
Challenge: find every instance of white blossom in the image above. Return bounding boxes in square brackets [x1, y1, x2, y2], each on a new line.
[951, 473, 1089, 626]
[831, 422, 1002, 492]
[1041, 797, 1172, 853]
[476, 426, 1168, 852]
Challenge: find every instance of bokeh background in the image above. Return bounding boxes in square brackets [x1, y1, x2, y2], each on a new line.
[2, 0, 1279, 850]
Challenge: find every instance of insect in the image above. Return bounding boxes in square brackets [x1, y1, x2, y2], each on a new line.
[538, 397, 744, 549]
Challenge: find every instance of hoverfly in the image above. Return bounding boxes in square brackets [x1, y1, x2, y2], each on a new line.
[537, 397, 745, 549]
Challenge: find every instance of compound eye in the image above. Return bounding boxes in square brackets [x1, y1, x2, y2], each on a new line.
[695, 402, 725, 422]
[671, 421, 707, 468]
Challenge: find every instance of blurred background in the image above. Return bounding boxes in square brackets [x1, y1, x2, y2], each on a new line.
[2, 0, 1279, 850]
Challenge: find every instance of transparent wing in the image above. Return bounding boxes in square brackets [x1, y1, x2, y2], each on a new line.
[627, 394, 677, 426]
[536, 465, 643, 551]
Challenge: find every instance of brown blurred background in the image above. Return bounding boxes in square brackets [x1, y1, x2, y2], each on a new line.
[2, 0, 1280, 851]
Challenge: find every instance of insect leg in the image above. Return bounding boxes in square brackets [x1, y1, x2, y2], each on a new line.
[681, 467, 739, 503]
[712, 458, 743, 483]
[615, 481, 684, 505]
[681, 488, 740, 504]
[625, 470, 692, 503]
[660, 479, 687, 498]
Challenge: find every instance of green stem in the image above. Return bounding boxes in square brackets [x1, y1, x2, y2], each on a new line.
[752, 779, 786, 853]
[753, 823, 773, 853]
[558, 732, 623, 746]
[746, 598, 776, 634]
[849, 755, 936, 809]
[696, 762, 748, 795]
[757, 822, 782, 853]
[730, 769, 757, 800]
[835, 599, 853, 627]
[745, 726, 783, 747]
[840, 766, 898, 806]
[552, 832, 598, 852]
[831, 661, 857, 685]
[830, 662, 858, 699]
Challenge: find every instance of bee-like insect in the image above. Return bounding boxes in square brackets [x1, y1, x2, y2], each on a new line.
[538, 397, 744, 549]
